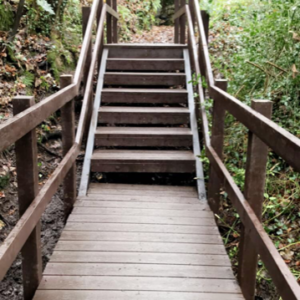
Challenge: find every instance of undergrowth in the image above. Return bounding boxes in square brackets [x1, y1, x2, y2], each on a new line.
[200, 0, 300, 297]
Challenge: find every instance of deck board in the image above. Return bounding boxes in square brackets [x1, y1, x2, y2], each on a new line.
[34, 184, 243, 299]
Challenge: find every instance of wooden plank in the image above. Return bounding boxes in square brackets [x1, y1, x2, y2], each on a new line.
[106, 58, 185, 71]
[13, 96, 42, 300]
[78, 49, 109, 197]
[102, 88, 188, 104]
[98, 106, 190, 125]
[91, 150, 195, 173]
[95, 127, 193, 147]
[68, 214, 216, 225]
[72, 207, 212, 218]
[82, 194, 199, 202]
[91, 149, 195, 160]
[60, 75, 76, 218]
[54, 241, 224, 253]
[106, 44, 186, 58]
[34, 290, 245, 300]
[89, 183, 196, 192]
[64, 223, 218, 234]
[104, 72, 186, 86]
[238, 100, 273, 300]
[51, 252, 231, 266]
[60, 231, 222, 243]
[38, 276, 241, 293]
[74, 200, 207, 211]
[44, 262, 232, 277]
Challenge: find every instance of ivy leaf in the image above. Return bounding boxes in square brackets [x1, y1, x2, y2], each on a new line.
[37, 0, 55, 15]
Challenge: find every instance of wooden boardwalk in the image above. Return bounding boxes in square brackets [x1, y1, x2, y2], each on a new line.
[34, 183, 244, 300]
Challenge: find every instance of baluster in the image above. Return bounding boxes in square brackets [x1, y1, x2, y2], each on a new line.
[238, 100, 273, 300]
[179, 0, 186, 44]
[107, 0, 112, 43]
[174, 0, 180, 43]
[13, 96, 42, 300]
[60, 75, 76, 219]
[207, 79, 227, 213]
[112, 0, 118, 43]
[82, 6, 92, 95]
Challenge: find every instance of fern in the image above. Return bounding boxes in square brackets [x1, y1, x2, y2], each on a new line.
[20, 71, 35, 87]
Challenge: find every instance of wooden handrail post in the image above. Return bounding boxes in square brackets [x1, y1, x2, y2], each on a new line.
[60, 75, 76, 219]
[199, 10, 209, 82]
[179, 0, 186, 44]
[82, 6, 92, 94]
[13, 96, 42, 300]
[207, 79, 227, 213]
[112, 0, 118, 43]
[107, 0, 112, 43]
[189, 0, 195, 33]
[174, 0, 180, 43]
[238, 100, 273, 300]
[201, 10, 209, 42]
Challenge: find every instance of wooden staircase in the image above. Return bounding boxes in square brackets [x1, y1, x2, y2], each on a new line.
[80, 44, 204, 194]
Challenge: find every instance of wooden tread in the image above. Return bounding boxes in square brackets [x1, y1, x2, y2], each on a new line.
[106, 58, 185, 71]
[101, 88, 188, 104]
[34, 183, 243, 300]
[95, 127, 193, 147]
[98, 107, 190, 125]
[91, 150, 195, 173]
[106, 44, 186, 58]
[104, 72, 186, 86]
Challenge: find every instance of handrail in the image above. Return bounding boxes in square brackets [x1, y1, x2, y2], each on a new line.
[174, 3, 300, 300]
[0, 0, 117, 288]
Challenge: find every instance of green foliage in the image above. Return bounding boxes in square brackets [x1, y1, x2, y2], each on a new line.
[47, 38, 74, 80]
[0, 174, 9, 190]
[0, 0, 14, 31]
[20, 71, 35, 87]
[37, 0, 54, 15]
[118, 0, 161, 40]
[205, 0, 300, 294]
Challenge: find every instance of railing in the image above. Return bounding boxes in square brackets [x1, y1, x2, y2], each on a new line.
[0, 1, 118, 299]
[174, 1, 300, 300]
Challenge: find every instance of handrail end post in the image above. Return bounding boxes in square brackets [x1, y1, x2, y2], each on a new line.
[238, 99, 273, 299]
[13, 95, 42, 300]
[207, 79, 227, 214]
[60, 75, 77, 220]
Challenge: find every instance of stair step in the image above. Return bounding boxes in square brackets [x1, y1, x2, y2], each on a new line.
[106, 59, 185, 71]
[102, 88, 188, 104]
[98, 107, 190, 125]
[104, 72, 186, 87]
[95, 127, 193, 147]
[91, 150, 195, 173]
[106, 44, 186, 58]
